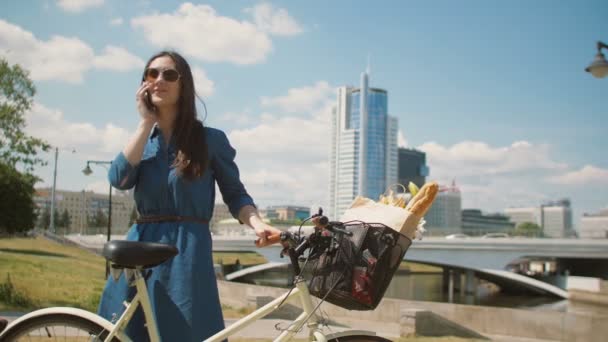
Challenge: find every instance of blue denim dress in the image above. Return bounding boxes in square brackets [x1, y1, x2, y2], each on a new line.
[97, 126, 254, 341]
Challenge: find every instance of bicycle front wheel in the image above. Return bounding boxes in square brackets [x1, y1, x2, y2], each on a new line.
[327, 335, 392, 342]
[1, 313, 120, 341]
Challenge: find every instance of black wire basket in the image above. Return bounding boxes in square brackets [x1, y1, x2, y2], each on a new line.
[306, 222, 412, 311]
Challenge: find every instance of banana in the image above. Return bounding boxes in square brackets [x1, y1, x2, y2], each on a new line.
[408, 182, 419, 197]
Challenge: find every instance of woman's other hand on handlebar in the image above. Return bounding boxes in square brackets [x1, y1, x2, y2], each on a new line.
[312, 216, 328, 230]
[253, 222, 282, 247]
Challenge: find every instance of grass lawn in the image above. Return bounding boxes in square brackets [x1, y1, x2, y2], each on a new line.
[400, 261, 442, 273]
[0, 236, 106, 312]
[0, 236, 268, 314]
[213, 251, 268, 266]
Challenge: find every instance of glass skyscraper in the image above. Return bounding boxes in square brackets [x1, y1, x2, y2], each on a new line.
[328, 70, 398, 219]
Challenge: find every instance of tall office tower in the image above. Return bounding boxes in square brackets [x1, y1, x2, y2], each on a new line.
[398, 148, 429, 189]
[328, 69, 398, 219]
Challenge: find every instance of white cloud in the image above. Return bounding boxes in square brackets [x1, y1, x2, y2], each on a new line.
[131, 3, 273, 65]
[192, 66, 215, 97]
[210, 110, 255, 127]
[57, 0, 104, 13]
[419, 140, 567, 179]
[109, 17, 124, 26]
[261, 81, 334, 113]
[398, 130, 408, 148]
[93, 46, 145, 71]
[547, 165, 608, 186]
[245, 2, 303, 36]
[25, 102, 130, 156]
[0, 20, 143, 83]
[85, 180, 111, 195]
[229, 115, 329, 162]
[224, 82, 334, 207]
[413, 140, 575, 213]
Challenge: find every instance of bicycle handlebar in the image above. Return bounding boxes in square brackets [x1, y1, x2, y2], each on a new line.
[254, 232, 282, 248]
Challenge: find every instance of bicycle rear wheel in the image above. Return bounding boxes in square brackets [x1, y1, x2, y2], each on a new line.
[327, 335, 392, 342]
[1, 313, 120, 341]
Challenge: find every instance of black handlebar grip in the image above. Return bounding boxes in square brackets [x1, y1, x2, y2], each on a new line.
[318, 216, 329, 226]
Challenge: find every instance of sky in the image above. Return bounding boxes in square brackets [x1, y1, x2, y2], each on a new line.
[1, 0, 607, 229]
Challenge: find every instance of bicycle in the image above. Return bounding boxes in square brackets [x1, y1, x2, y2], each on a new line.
[0, 213, 408, 342]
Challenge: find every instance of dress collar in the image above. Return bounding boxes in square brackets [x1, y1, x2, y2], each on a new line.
[150, 124, 161, 139]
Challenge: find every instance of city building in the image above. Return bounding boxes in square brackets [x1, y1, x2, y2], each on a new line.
[264, 206, 310, 221]
[579, 208, 608, 239]
[461, 209, 515, 236]
[424, 182, 462, 235]
[503, 207, 539, 227]
[398, 148, 429, 189]
[34, 188, 135, 234]
[504, 199, 574, 238]
[328, 68, 398, 218]
[210, 203, 232, 227]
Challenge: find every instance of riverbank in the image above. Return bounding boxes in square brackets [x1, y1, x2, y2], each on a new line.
[218, 280, 607, 341]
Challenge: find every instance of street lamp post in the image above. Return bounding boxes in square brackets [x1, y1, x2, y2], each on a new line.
[82, 160, 112, 278]
[49, 147, 76, 234]
[585, 41, 608, 78]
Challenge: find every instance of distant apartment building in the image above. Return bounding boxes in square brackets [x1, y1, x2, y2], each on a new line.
[264, 206, 310, 221]
[504, 199, 574, 238]
[328, 68, 398, 219]
[579, 208, 608, 239]
[424, 183, 462, 234]
[397, 148, 429, 189]
[503, 207, 539, 227]
[461, 209, 515, 236]
[210, 203, 232, 227]
[35, 188, 135, 234]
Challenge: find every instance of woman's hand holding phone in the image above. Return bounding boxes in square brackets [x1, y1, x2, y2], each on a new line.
[136, 81, 157, 125]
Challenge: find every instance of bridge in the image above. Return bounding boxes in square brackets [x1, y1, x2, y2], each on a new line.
[65, 234, 608, 297]
[222, 261, 570, 299]
[210, 235, 608, 273]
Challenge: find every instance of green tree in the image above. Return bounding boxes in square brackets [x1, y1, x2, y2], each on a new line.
[93, 209, 108, 228]
[0, 162, 37, 234]
[59, 209, 71, 229]
[0, 58, 50, 171]
[38, 206, 50, 229]
[514, 222, 543, 237]
[53, 208, 61, 228]
[0, 58, 50, 235]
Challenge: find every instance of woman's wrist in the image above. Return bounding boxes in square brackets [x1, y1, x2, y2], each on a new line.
[248, 215, 266, 230]
[139, 119, 155, 131]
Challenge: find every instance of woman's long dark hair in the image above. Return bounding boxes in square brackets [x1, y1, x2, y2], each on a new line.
[143, 51, 208, 180]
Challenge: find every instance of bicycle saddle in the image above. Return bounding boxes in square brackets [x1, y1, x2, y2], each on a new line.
[102, 240, 178, 269]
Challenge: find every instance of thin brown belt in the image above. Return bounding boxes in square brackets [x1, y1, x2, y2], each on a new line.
[135, 215, 209, 225]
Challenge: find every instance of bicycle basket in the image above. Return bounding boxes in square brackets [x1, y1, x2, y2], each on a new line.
[307, 222, 412, 310]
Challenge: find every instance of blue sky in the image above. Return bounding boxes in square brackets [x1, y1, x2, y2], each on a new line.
[1, 0, 607, 228]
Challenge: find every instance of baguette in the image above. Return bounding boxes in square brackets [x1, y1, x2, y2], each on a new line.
[405, 181, 439, 217]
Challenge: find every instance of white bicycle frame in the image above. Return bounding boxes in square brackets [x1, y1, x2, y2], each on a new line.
[102, 267, 350, 342]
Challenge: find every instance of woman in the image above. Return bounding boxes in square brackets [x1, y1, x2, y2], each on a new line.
[97, 50, 281, 341]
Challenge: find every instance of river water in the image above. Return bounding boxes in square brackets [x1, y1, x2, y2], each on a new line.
[229, 263, 608, 316]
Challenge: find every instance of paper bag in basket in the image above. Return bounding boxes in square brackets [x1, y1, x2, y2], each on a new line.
[339, 182, 439, 240]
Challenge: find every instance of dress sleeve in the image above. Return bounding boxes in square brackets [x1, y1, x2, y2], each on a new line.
[108, 152, 139, 190]
[211, 130, 255, 220]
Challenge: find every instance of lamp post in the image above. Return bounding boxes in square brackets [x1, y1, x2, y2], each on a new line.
[585, 41, 608, 78]
[82, 160, 112, 278]
[49, 147, 76, 234]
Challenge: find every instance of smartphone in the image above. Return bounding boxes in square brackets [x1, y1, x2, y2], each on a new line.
[144, 91, 155, 111]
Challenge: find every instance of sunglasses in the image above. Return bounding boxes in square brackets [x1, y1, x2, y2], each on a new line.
[144, 68, 181, 82]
